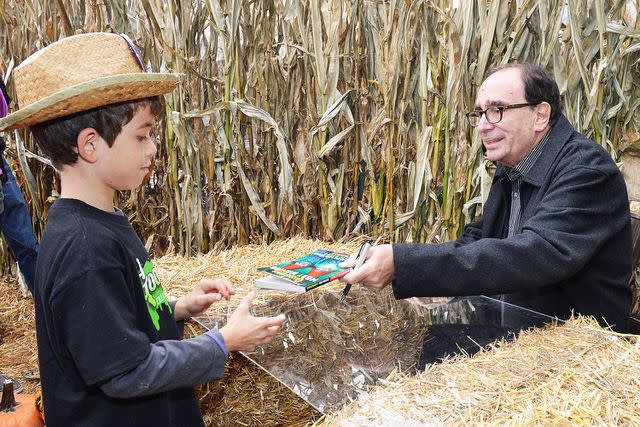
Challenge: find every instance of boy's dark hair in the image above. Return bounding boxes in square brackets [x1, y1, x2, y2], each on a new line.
[30, 96, 163, 169]
[485, 63, 562, 126]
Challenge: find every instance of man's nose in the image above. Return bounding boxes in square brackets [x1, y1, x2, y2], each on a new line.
[476, 113, 494, 132]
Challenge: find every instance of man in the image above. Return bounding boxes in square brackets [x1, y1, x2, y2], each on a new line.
[341, 63, 632, 333]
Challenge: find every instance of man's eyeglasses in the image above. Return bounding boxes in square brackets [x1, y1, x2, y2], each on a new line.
[465, 102, 539, 127]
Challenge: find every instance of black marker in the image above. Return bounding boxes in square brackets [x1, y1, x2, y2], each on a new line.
[341, 239, 372, 298]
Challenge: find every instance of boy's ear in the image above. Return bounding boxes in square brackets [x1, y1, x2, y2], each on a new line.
[77, 128, 99, 163]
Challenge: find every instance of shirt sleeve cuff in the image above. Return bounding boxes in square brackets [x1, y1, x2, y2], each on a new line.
[204, 330, 229, 359]
[168, 299, 186, 337]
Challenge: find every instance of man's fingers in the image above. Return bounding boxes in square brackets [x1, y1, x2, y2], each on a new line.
[338, 252, 358, 268]
[341, 264, 369, 285]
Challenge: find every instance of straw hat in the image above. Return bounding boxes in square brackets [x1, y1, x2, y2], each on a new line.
[0, 32, 180, 131]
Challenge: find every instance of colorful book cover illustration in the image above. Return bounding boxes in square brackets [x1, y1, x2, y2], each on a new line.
[256, 249, 350, 292]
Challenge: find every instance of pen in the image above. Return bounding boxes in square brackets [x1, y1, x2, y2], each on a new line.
[341, 239, 372, 298]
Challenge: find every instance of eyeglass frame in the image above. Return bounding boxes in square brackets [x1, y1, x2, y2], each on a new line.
[465, 102, 540, 127]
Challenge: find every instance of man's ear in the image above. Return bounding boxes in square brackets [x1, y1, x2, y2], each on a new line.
[77, 128, 99, 163]
[534, 102, 552, 131]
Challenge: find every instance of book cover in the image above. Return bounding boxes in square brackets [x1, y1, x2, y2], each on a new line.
[256, 249, 350, 292]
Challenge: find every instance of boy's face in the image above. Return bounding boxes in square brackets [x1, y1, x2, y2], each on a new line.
[96, 104, 157, 191]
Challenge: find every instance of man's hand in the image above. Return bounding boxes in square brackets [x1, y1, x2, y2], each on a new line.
[220, 291, 285, 352]
[174, 278, 235, 321]
[339, 244, 395, 292]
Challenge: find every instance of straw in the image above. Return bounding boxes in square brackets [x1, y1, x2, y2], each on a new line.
[3, 236, 638, 426]
[318, 317, 640, 426]
[0, 276, 39, 394]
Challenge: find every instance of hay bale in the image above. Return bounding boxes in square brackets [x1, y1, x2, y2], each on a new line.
[317, 317, 640, 425]
[155, 236, 362, 302]
[154, 237, 457, 425]
[0, 276, 39, 394]
[155, 236, 364, 426]
[193, 337, 320, 427]
[216, 288, 431, 412]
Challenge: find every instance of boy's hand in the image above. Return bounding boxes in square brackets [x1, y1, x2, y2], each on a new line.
[220, 291, 285, 352]
[174, 278, 235, 321]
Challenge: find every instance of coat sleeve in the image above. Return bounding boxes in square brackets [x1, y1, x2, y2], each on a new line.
[391, 165, 629, 299]
[455, 217, 483, 245]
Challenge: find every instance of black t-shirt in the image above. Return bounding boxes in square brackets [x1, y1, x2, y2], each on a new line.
[35, 199, 204, 427]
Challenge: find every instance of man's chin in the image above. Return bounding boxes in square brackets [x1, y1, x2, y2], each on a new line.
[484, 151, 501, 163]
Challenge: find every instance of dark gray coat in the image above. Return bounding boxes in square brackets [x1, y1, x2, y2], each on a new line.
[393, 115, 632, 332]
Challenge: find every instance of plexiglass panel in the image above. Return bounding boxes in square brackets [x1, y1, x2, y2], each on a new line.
[195, 289, 554, 414]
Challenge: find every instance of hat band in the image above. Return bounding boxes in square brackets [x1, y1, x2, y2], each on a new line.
[0, 92, 6, 119]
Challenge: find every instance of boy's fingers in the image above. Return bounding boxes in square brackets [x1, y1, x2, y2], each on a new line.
[265, 325, 281, 334]
[235, 291, 255, 314]
[200, 278, 233, 296]
[197, 293, 221, 306]
[259, 314, 285, 328]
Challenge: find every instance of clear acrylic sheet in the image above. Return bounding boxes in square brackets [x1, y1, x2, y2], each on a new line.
[195, 289, 554, 414]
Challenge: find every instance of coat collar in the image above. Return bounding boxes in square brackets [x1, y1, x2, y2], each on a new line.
[494, 114, 575, 186]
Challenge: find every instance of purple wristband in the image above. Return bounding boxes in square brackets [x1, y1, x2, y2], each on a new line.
[205, 330, 229, 358]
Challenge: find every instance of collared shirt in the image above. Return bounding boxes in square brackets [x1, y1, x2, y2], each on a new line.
[504, 130, 551, 236]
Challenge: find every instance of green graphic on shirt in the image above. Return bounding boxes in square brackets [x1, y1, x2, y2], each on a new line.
[136, 258, 172, 331]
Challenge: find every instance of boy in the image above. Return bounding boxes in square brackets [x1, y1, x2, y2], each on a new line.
[0, 32, 284, 426]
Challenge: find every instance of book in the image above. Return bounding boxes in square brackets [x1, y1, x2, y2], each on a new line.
[256, 249, 351, 292]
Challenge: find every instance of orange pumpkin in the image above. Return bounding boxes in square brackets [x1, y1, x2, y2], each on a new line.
[0, 379, 44, 427]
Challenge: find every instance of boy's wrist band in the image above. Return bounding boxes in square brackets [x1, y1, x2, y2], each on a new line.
[204, 330, 229, 358]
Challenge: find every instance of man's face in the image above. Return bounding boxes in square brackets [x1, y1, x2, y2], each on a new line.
[474, 68, 542, 167]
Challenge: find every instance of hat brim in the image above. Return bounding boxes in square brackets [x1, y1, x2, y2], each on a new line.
[0, 73, 180, 130]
